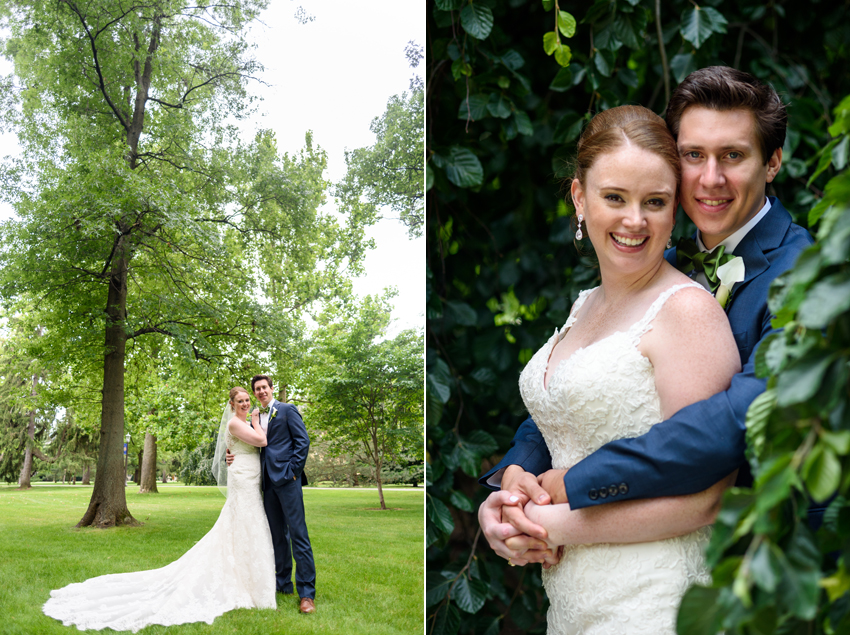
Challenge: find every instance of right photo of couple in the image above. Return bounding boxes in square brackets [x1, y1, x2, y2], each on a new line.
[426, 2, 850, 634]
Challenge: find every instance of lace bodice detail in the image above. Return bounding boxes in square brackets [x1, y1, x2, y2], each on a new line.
[519, 282, 711, 635]
[226, 426, 260, 456]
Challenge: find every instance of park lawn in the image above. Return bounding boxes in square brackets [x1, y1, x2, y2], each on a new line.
[0, 484, 424, 635]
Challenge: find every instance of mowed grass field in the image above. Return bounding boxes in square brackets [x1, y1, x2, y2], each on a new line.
[0, 484, 424, 635]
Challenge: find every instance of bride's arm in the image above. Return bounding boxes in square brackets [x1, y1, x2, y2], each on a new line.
[227, 409, 268, 447]
[523, 285, 742, 548]
[525, 468, 736, 547]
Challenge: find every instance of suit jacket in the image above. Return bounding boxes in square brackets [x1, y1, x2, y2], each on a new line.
[261, 400, 310, 489]
[479, 198, 813, 509]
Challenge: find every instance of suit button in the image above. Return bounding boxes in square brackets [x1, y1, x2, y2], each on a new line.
[608, 484, 618, 497]
[589, 489, 598, 500]
[619, 483, 629, 495]
[598, 487, 608, 499]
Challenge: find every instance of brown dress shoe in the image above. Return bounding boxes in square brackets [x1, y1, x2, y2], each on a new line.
[299, 597, 316, 614]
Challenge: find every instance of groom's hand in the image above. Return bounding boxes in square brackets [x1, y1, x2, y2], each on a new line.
[225, 448, 234, 466]
[537, 469, 569, 505]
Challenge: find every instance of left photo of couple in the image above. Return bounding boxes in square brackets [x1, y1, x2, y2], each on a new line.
[0, 2, 424, 635]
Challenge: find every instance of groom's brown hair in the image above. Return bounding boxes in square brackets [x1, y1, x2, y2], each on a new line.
[251, 374, 272, 391]
[665, 66, 786, 164]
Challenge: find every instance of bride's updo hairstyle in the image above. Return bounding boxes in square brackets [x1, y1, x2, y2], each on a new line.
[229, 386, 249, 406]
[571, 105, 680, 196]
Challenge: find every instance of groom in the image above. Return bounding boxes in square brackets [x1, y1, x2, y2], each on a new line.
[478, 66, 815, 565]
[228, 375, 316, 612]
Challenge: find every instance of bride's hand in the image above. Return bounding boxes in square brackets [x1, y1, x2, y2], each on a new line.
[524, 501, 559, 552]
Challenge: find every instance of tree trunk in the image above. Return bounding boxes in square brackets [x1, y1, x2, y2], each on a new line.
[17, 372, 39, 490]
[77, 253, 137, 528]
[138, 432, 158, 493]
[372, 430, 386, 510]
[82, 464, 91, 485]
[161, 469, 168, 484]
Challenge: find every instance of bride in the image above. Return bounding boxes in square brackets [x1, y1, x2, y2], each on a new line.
[510, 105, 740, 634]
[43, 386, 276, 632]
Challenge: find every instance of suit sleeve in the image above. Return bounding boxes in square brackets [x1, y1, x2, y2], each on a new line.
[285, 404, 310, 480]
[478, 415, 553, 490]
[562, 314, 770, 509]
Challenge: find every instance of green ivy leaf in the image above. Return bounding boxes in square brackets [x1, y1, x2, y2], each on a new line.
[427, 357, 453, 404]
[797, 271, 850, 329]
[514, 111, 533, 136]
[443, 146, 484, 188]
[449, 490, 475, 513]
[451, 57, 472, 81]
[832, 135, 850, 171]
[543, 31, 559, 56]
[426, 163, 434, 192]
[549, 66, 574, 92]
[821, 430, 850, 455]
[427, 494, 456, 535]
[807, 138, 840, 187]
[426, 571, 455, 607]
[553, 112, 584, 144]
[445, 300, 478, 326]
[541, 0, 555, 10]
[594, 48, 615, 76]
[670, 53, 697, 83]
[460, 4, 494, 40]
[558, 11, 577, 38]
[750, 541, 782, 592]
[430, 601, 461, 635]
[803, 443, 841, 502]
[486, 93, 512, 119]
[435, 0, 464, 10]
[776, 350, 834, 407]
[680, 6, 727, 49]
[554, 43, 572, 67]
[745, 388, 776, 462]
[452, 575, 489, 613]
[457, 94, 489, 121]
[677, 585, 722, 635]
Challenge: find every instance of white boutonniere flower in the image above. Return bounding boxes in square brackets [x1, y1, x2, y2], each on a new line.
[715, 257, 746, 309]
[270, 406, 278, 419]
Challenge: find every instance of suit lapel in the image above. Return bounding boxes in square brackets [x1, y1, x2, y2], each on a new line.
[724, 197, 792, 307]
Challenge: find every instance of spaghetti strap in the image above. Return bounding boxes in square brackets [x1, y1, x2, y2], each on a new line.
[630, 281, 707, 341]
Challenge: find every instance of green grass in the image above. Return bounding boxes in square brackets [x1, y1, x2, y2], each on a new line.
[0, 484, 424, 635]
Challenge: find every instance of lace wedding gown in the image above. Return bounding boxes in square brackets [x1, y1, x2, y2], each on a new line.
[43, 429, 275, 632]
[519, 283, 711, 635]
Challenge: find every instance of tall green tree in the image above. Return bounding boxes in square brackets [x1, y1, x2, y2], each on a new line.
[427, 1, 850, 633]
[337, 41, 425, 238]
[0, 0, 369, 527]
[303, 293, 424, 509]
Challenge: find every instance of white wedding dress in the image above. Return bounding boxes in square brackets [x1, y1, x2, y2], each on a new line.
[519, 283, 711, 635]
[43, 429, 275, 632]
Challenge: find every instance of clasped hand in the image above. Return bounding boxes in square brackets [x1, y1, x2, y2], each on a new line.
[478, 466, 568, 567]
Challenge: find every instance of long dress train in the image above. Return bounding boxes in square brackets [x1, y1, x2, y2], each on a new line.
[43, 429, 275, 632]
[520, 283, 712, 635]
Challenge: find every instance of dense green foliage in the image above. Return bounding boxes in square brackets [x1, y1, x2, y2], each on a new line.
[426, 1, 850, 633]
[0, 484, 424, 635]
[337, 41, 425, 238]
[300, 294, 424, 509]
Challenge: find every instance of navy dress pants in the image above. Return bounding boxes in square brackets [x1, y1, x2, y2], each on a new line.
[263, 473, 316, 599]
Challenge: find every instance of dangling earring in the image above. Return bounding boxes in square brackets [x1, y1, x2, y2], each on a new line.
[576, 214, 584, 241]
[667, 236, 673, 249]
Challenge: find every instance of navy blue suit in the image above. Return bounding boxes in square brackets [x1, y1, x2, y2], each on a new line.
[261, 400, 315, 599]
[480, 199, 813, 512]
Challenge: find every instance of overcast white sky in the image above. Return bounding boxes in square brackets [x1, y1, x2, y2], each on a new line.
[0, 1, 424, 335]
